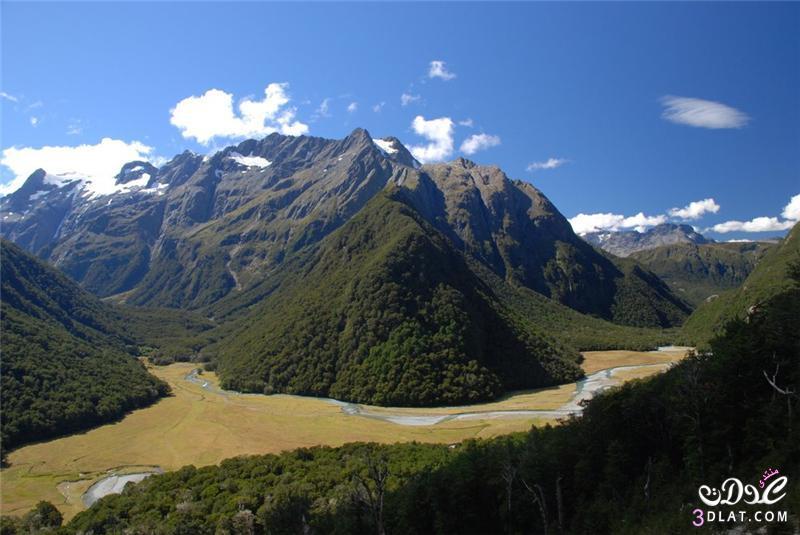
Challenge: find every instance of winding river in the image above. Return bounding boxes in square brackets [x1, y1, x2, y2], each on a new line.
[183, 361, 674, 426]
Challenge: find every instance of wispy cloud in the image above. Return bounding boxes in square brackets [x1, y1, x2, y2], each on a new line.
[66, 119, 83, 135]
[347, 102, 358, 113]
[527, 157, 568, 171]
[312, 97, 332, 120]
[460, 133, 501, 155]
[660, 95, 749, 129]
[170, 83, 308, 145]
[401, 93, 421, 106]
[408, 115, 454, 163]
[29, 117, 39, 127]
[428, 60, 456, 81]
[0, 91, 18, 103]
[458, 118, 474, 128]
[372, 101, 385, 113]
[669, 198, 720, 220]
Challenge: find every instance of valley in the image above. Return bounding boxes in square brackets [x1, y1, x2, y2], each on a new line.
[0, 348, 688, 521]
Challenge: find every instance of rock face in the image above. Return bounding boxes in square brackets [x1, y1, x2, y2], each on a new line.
[583, 223, 711, 257]
[0, 128, 688, 325]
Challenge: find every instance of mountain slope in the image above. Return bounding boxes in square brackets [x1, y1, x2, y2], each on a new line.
[1, 130, 689, 329]
[630, 241, 774, 306]
[0, 240, 168, 450]
[682, 222, 799, 344]
[583, 223, 710, 257]
[213, 192, 583, 406]
[398, 159, 691, 327]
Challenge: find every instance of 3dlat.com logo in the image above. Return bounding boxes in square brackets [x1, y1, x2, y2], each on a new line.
[691, 468, 789, 527]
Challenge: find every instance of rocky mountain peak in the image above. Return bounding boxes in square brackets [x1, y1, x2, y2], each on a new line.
[582, 222, 713, 257]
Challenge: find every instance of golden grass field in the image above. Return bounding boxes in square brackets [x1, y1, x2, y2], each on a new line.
[0, 347, 689, 521]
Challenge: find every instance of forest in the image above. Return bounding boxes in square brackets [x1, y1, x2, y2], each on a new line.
[7, 260, 794, 534]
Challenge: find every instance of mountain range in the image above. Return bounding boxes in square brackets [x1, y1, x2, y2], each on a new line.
[1, 128, 693, 405]
[581, 223, 711, 257]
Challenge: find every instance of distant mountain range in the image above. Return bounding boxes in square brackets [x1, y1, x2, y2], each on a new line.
[582, 223, 712, 257]
[0, 129, 692, 405]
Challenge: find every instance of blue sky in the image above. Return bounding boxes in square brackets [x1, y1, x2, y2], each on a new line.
[2, 2, 798, 239]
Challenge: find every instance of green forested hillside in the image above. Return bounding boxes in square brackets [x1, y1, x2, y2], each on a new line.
[630, 241, 774, 306]
[52, 260, 800, 535]
[682, 223, 799, 345]
[0, 240, 168, 451]
[212, 192, 583, 406]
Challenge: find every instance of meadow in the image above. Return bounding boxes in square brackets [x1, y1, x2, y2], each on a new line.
[0, 348, 688, 521]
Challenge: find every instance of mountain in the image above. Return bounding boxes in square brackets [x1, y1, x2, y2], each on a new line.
[583, 223, 711, 257]
[629, 241, 775, 306]
[0, 130, 694, 409]
[0, 240, 168, 450]
[0, 130, 689, 328]
[681, 221, 799, 344]
[211, 191, 583, 405]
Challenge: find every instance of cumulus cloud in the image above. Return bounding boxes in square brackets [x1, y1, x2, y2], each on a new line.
[408, 115, 454, 163]
[401, 93, 421, 106]
[460, 133, 501, 155]
[347, 102, 358, 113]
[709, 217, 795, 234]
[527, 158, 568, 171]
[170, 83, 308, 144]
[669, 198, 720, 220]
[707, 194, 799, 234]
[428, 60, 456, 81]
[660, 95, 749, 129]
[568, 212, 668, 235]
[29, 117, 39, 127]
[0, 138, 156, 196]
[782, 193, 800, 221]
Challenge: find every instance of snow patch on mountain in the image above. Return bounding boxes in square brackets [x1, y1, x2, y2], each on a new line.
[228, 152, 272, 168]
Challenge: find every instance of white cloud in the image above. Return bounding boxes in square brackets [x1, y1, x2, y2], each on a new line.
[668, 198, 720, 220]
[527, 158, 568, 171]
[569, 212, 667, 235]
[170, 83, 308, 145]
[460, 133, 501, 155]
[709, 217, 795, 234]
[29, 117, 39, 127]
[313, 98, 331, 120]
[372, 101, 385, 113]
[428, 60, 456, 81]
[660, 95, 749, 129]
[1, 91, 19, 103]
[347, 101, 358, 113]
[458, 118, 474, 127]
[781, 193, 800, 221]
[0, 138, 156, 196]
[408, 115, 454, 163]
[401, 93, 421, 106]
[66, 119, 83, 135]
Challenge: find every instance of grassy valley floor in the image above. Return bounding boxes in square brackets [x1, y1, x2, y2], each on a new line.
[0, 348, 689, 521]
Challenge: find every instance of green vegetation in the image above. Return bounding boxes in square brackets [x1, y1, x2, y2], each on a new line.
[212, 193, 583, 406]
[48, 262, 799, 534]
[682, 222, 799, 345]
[630, 241, 774, 306]
[0, 240, 168, 452]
